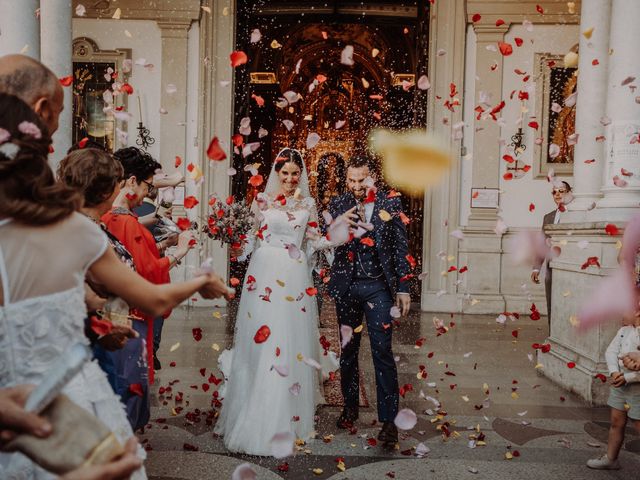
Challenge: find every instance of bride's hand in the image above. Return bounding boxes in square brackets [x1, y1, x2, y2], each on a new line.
[198, 274, 235, 300]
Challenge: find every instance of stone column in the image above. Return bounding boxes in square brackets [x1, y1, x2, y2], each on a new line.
[40, 0, 72, 169]
[157, 21, 190, 172]
[467, 24, 508, 227]
[0, 0, 40, 59]
[564, 0, 612, 219]
[593, 0, 640, 220]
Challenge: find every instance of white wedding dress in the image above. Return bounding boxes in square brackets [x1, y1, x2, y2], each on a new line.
[214, 163, 338, 456]
[0, 214, 146, 479]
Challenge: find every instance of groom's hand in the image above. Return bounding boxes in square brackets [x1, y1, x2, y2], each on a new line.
[337, 206, 359, 228]
[396, 294, 410, 317]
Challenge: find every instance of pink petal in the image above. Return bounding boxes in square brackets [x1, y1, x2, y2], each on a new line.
[450, 229, 464, 240]
[302, 355, 322, 370]
[306, 132, 320, 149]
[289, 382, 301, 396]
[578, 268, 637, 331]
[340, 325, 353, 348]
[417, 75, 431, 90]
[272, 365, 289, 377]
[390, 306, 402, 318]
[394, 408, 417, 430]
[287, 244, 301, 260]
[232, 464, 256, 480]
[270, 431, 295, 459]
[341, 45, 354, 65]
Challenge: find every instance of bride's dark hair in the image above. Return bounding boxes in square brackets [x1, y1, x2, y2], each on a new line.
[0, 93, 81, 225]
[274, 148, 304, 172]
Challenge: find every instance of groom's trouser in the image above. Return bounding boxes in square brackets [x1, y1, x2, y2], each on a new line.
[335, 278, 399, 422]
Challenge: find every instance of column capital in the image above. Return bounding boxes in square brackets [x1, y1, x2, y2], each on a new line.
[471, 24, 510, 37]
[157, 20, 192, 38]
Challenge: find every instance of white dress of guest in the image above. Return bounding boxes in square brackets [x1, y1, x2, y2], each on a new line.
[0, 213, 146, 479]
[214, 150, 339, 456]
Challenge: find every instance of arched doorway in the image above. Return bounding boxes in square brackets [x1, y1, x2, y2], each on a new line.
[231, 1, 429, 299]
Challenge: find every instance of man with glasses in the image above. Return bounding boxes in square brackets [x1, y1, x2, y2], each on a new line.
[531, 181, 572, 323]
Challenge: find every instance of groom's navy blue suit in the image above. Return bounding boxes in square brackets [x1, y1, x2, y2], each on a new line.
[328, 190, 411, 422]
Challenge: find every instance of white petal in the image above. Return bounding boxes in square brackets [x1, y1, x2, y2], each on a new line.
[450, 229, 464, 240]
[306, 132, 321, 149]
[272, 364, 289, 377]
[258, 127, 268, 138]
[282, 119, 294, 131]
[564, 92, 577, 107]
[394, 408, 417, 430]
[417, 75, 431, 90]
[335, 120, 346, 129]
[250, 28, 262, 43]
[303, 356, 322, 370]
[165, 83, 177, 94]
[75, 4, 86, 16]
[287, 244, 301, 260]
[548, 143, 561, 159]
[270, 431, 295, 459]
[227, 167, 237, 176]
[341, 45, 355, 65]
[232, 464, 256, 480]
[415, 442, 430, 457]
[390, 306, 401, 318]
[289, 382, 301, 396]
[283, 91, 299, 104]
[340, 325, 353, 348]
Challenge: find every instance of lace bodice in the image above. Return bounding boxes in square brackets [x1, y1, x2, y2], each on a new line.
[242, 195, 332, 262]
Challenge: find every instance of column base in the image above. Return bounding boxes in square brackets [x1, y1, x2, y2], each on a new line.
[537, 337, 609, 405]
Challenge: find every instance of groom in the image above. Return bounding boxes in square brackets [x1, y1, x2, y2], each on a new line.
[328, 155, 411, 448]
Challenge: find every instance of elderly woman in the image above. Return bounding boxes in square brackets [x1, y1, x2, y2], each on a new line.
[57, 148, 151, 430]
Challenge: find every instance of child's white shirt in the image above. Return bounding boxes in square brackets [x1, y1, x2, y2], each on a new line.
[605, 325, 640, 383]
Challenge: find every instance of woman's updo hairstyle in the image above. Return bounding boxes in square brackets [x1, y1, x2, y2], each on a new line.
[274, 148, 304, 173]
[0, 93, 81, 225]
[113, 146, 161, 183]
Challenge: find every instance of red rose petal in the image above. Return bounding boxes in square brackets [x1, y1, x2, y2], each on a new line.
[78, 137, 89, 148]
[175, 156, 182, 168]
[605, 224, 619, 236]
[249, 174, 264, 187]
[206, 136, 226, 161]
[129, 383, 144, 397]
[306, 287, 318, 296]
[192, 327, 203, 342]
[529, 203, 535, 212]
[230, 50, 248, 67]
[472, 13, 481, 22]
[360, 237, 375, 247]
[59, 75, 73, 87]
[176, 217, 192, 231]
[183, 196, 199, 209]
[536, 4, 544, 14]
[254, 325, 271, 343]
[496, 19, 505, 27]
[90, 316, 112, 336]
[121, 83, 134, 95]
[567, 362, 576, 369]
[498, 41, 513, 56]
[514, 37, 524, 47]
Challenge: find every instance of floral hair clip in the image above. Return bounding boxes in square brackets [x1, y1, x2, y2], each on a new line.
[18, 121, 42, 139]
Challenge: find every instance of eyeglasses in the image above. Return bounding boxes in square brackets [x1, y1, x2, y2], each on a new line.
[142, 180, 156, 193]
[552, 189, 567, 195]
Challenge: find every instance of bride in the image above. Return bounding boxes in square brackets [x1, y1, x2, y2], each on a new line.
[214, 148, 347, 456]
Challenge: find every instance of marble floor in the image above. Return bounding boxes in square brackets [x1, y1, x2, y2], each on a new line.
[141, 302, 640, 479]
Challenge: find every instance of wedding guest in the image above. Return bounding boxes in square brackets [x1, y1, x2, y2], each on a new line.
[102, 147, 193, 377]
[531, 181, 572, 322]
[0, 385, 142, 480]
[0, 93, 231, 478]
[0, 54, 63, 135]
[57, 148, 151, 430]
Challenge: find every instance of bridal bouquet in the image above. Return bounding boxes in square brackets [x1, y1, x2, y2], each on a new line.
[204, 196, 253, 248]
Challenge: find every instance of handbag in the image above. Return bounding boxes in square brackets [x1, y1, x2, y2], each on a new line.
[5, 394, 125, 474]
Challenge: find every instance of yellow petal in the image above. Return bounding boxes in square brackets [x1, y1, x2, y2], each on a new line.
[562, 291, 571, 297]
[211, 343, 220, 351]
[569, 315, 579, 327]
[337, 461, 346, 472]
[482, 383, 490, 394]
[362, 78, 370, 89]
[297, 353, 304, 361]
[378, 210, 392, 222]
[112, 7, 121, 19]
[564, 51, 579, 68]
[471, 298, 480, 305]
[461, 395, 469, 402]
[285, 296, 295, 302]
[277, 280, 285, 287]
[212, 311, 222, 319]
[171, 407, 178, 416]
[505, 452, 513, 460]
[535, 363, 544, 369]
[271, 39, 282, 49]
[511, 391, 519, 400]
[583, 27, 594, 39]
[447, 255, 455, 262]
[372, 48, 380, 57]
[170, 342, 180, 352]
[313, 468, 323, 475]
[354, 324, 364, 333]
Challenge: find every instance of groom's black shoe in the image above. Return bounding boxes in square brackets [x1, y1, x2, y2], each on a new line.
[336, 407, 359, 429]
[378, 422, 398, 447]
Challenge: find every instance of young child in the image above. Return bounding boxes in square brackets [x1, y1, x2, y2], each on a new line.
[587, 312, 640, 469]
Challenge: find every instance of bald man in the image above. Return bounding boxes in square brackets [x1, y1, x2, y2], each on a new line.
[0, 54, 64, 135]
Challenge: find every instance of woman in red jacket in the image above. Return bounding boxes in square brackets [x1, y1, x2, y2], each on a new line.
[102, 147, 192, 383]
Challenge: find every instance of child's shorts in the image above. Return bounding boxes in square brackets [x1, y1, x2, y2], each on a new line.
[608, 383, 640, 419]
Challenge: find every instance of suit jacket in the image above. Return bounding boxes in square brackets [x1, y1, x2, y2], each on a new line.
[533, 209, 557, 270]
[327, 190, 411, 298]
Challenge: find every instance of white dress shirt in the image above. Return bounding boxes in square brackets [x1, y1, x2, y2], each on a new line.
[605, 326, 640, 383]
